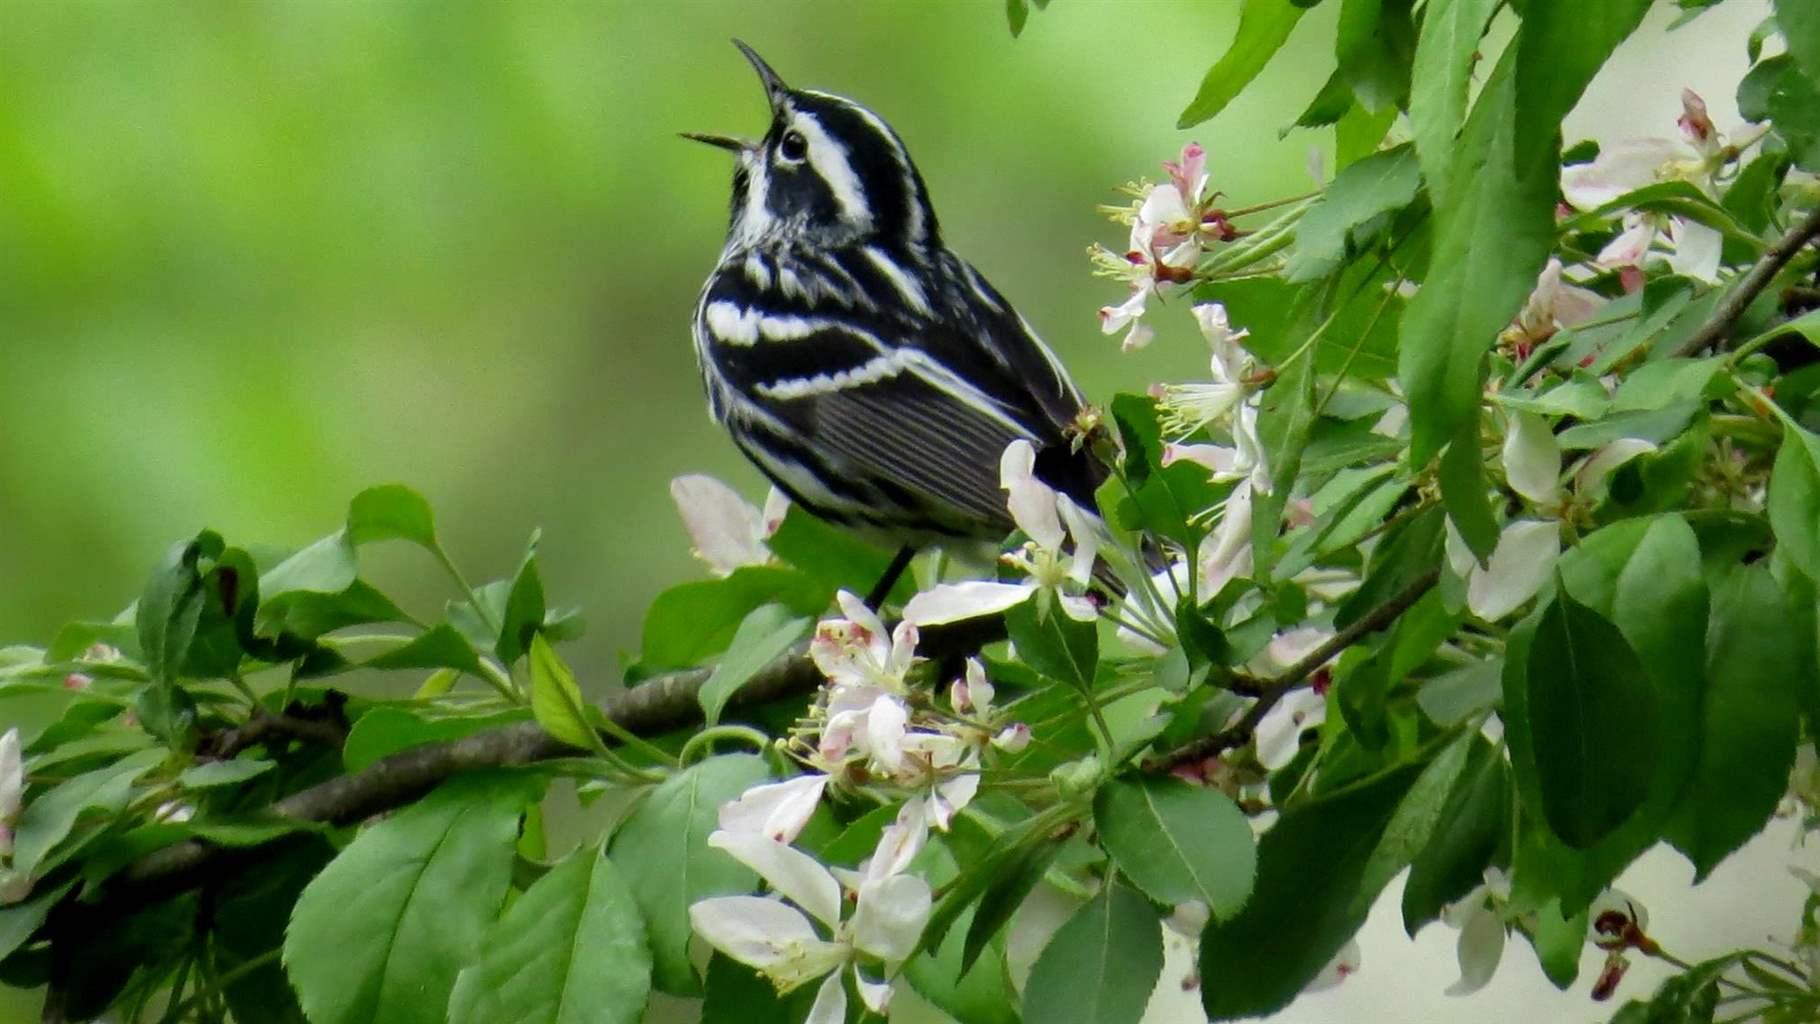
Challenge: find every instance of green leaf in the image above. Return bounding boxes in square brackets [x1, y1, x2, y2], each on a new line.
[1336, 504, 1445, 629]
[1770, 422, 1820, 582]
[365, 624, 481, 675]
[699, 955, 818, 1024]
[1399, 51, 1554, 464]
[1359, 728, 1482, 903]
[1006, 0, 1028, 36]
[1511, 0, 1651, 159]
[1416, 658, 1503, 726]
[1335, 0, 1415, 114]
[213, 839, 333, 1024]
[1095, 777, 1255, 919]
[1252, 337, 1317, 576]
[698, 603, 812, 727]
[1529, 897, 1588, 988]
[1285, 145, 1422, 282]
[1287, 69, 1354, 133]
[258, 532, 358, 603]
[529, 633, 597, 752]
[1402, 738, 1509, 935]
[960, 835, 1058, 976]
[607, 754, 770, 995]
[1005, 598, 1098, 691]
[283, 772, 543, 1024]
[1609, 358, 1724, 413]
[639, 566, 828, 670]
[0, 880, 76, 962]
[1199, 765, 1419, 1019]
[448, 847, 651, 1024]
[1664, 565, 1801, 878]
[136, 530, 224, 685]
[178, 758, 275, 789]
[1521, 587, 1656, 849]
[764, 505, 909, 603]
[10, 748, 164, 877]
[1775, 0, 1820, 105]
[1408, 0, 1501, 205]
[1739, 55, 1820, 169]
[495, 536, 546, 665]
[346, 484, 438, 549]
[1556, 180, 1764, 250]
[342, 706, 529, 773]
[1022, 878, 1162, 1024]
[1177, 0, 1308, 128]
[1492, 374, 1612, 420]
[1439, 422, 1498, 562]
[256, 580, 408, 642]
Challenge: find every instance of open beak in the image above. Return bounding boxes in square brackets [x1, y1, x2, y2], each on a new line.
[679, 131, 749, 153]
[682, 41, 789, 155]
[731, 38, 788, 113]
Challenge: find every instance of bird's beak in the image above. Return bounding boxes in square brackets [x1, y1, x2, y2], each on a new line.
[731, 38, 788, 114]
[679, 131, 750, 153]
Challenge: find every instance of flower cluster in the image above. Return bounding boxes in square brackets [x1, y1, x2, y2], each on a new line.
[689, 594, 1032, 1016]
[1093, 142, 1237, 351]
[0, 729, 24, 904]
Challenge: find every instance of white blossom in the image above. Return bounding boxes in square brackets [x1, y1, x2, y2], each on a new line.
[671, 474, 788, 575]
[1441, 869, 1512, 996]
[719, 774, 830, 845]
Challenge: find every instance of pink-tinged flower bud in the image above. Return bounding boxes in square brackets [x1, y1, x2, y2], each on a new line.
[1677, 89, 1713, 147]
[63, 673, 91, 691]
[991, 723, 1031, 753]
[84, 643, 122, 663]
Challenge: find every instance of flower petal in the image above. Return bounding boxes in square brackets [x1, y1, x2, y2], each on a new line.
[1252, 688, 1327, 770]
[1574, 438, 1657, 496]
[903, 581, 1035, 626]
[718, 775, 829, 845]
[1561, 140, 1681, 210]
[1668, 218, 1722, 283]
[1002, 441, 1066, 550]
[865, 800, 930, 885]
[670, 475, 768, 574]
[1467, 520, 1561, 622]
[1445, 903, 1506, 996]
[850, 873, 934, 963]
[1502, 411, 1563, 504]
[688, 895, 844, 981]
[707, 831, 842, 930]
[806, 970, 849, 1024]
[0, 728, 21, 824]
[854, 967, 894, 1015]
[865, 695, 910, 774]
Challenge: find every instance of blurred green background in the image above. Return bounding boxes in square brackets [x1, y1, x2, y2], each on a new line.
[0, 1, 1334, 679]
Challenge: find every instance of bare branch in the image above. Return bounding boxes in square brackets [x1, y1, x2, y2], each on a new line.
[1672, 203, 1820, 358]
[1147, 566, 1442, 773]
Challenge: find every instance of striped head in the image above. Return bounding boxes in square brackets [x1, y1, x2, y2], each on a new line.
[684, 41, 939, 255]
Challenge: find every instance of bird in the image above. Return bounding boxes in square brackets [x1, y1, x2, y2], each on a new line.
[685, 40, 1104, 604]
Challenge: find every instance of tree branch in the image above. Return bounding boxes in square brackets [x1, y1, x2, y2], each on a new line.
[1671, 203, 1820, 358]
[1146, 566, 1442, 773]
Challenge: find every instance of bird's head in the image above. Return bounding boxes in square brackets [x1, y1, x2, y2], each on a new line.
[685, 40, 939, 252]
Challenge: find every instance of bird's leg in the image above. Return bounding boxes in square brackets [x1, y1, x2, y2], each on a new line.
[866, 544, 917, 609]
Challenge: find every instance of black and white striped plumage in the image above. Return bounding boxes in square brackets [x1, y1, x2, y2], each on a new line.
[687, 41, 1102, 542]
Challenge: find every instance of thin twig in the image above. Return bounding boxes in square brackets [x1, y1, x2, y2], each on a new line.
[1146, 566, 1442, 773]
[1672, 204, 1820, 358]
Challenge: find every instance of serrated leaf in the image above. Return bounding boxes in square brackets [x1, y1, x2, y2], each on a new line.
[1408, 0, 1500, 205]
[258, 532, 358, 603]
[1770, 422, 1820, 582]
[282, 771, 543, 1024]
[1359, 729, 1477, 901]
[346, 484, 437, 549]
[448, 847, 651, 1024]
[1285, 145, 1421, 282]
[529, 633, 596, 751]
[1664, 565, 1800, 878]
[698, 603, 811, 727]
[1400, 50, 1554, 464]
[1512, 0, 1651, 158]
[256, 580, 408, 642]
[1522, 587, 1656, 849]
[137, 531, 223, 685]
[365, 624, 481, 675]
[1402, 738, 1509, 935]
[1022, 878, 1162, 1024]
[1199, 764, 1419, 1019]
[1177, 0, 1307, 129]
[1775, 0, 1820, 94]
[1335, 0, 1415, 114]
[607, 754, 770, 995]
[1093, 777, 1255, 919]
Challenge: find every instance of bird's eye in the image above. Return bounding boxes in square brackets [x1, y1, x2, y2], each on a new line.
[778, 130, 808, 163]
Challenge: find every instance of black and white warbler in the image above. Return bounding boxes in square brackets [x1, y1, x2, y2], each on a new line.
[685, 41, 1105, 589]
